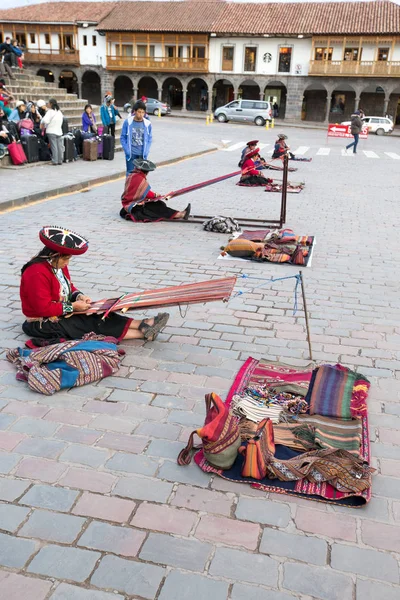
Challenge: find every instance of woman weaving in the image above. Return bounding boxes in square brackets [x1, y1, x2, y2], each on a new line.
[20, 227, 169, 344]
[239, 148, 273, 187]
[120, 159, 191, 223]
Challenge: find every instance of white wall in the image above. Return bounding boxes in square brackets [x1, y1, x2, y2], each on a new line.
[209, 37, 312, 76]
[77, 25, 106, 66]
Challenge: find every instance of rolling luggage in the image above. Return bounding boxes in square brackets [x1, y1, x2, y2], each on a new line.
[83, 138, 98, 161]
[21, 134, 39, 163]
[97, 135, 103, 158]
[62, 117, 69, 135]
[97, 125, 104, 136]
[8, 140, 27, 165]
[63, 135, 75, 163]
[38, 137, 51, 162]
[102, 135, 115, 160]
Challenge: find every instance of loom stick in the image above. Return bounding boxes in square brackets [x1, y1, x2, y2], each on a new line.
[299, 271, 313, 361]
[166, 171, 241, 199]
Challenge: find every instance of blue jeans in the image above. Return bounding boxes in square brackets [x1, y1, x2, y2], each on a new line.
[126, 154, 143, 175]
[346, 133, 359, 153]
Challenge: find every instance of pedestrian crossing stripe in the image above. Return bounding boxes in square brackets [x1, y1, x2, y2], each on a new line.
[363, 151, 380, 158]
[292, 146, 309, 155]
[223, 141, 246, 152]
[385, 152, 400, 159]
[221, 141, 399, 159]
[258, 143, 270, 150]
[341, 149, 353, 156]
[316, 148, 330, 155]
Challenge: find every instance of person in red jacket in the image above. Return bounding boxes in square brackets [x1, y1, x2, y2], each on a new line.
[20, 226, 169, 344]
[120, 158, 190, 222]
[239, 148, 273, 186]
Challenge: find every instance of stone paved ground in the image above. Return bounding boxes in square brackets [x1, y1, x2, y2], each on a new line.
[0, 123, 399, 599]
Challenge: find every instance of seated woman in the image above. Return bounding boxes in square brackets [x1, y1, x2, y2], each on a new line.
[28, 103, 42, 136]
[120, 158, 190, 223]
[20, 226, 170, 344]
[238, 139, 258, 167]
[239, 148, 273, 186]
[82, 104, 97, 134]
[272, 133, 294, 160]
[0, 107, 13, 145]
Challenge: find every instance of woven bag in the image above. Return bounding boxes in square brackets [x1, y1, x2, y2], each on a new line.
[239, 418, 275, 479]
[178, 392, 241, 470]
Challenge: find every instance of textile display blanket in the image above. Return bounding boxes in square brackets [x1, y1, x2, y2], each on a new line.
[236, 180, 304, 193]
[189, 358, 373, 506]
[7, 335, 125, 395]
[221, 228, 315, 267]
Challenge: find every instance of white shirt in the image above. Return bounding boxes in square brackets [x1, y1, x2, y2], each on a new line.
[41, 109, 63, 136]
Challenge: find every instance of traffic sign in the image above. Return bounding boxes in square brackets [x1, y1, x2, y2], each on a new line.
[327, 124, 368, 139]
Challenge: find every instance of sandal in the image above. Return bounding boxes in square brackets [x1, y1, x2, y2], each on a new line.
[184, 203, 191, 221]
[139, 313, 170, 341]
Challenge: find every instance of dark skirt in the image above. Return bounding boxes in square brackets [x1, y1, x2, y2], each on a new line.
[120, 201, 177, 223]
[239, 175, 270, 186]
[22, 313, 132, 342]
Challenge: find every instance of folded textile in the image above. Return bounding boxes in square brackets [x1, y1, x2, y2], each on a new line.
[231, 394, 283, 423]
[307, 364, 370, 419]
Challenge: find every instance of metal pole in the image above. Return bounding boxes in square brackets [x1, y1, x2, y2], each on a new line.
[280, 153, 288, 226]
[299, 270, 313, 361]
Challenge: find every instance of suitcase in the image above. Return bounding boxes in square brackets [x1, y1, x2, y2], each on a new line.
[102, 134, 115, 160]
[83, 138, 98, 161]
[21, 134, 39, 163]
[62, 117, 69, 135]
[38, 137, 51, 161]
[97, 125, 104, 136]
[97, 135, 103, 158]
[63, 135, 75, 163]
[8, 140, 27, 165]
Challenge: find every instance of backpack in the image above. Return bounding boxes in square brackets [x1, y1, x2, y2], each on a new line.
[203, 216, 241, 234]
[7, 335, 125, 395]
[18, 118, 34, 132]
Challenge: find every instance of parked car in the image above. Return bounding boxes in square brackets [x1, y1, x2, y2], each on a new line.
[342, 116, 393, 135]
[145, 98, 171, 116]
[214, 99, 272, 126]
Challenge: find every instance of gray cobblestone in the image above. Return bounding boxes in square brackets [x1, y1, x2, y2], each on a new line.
[0, 531, 36, 568]
[331, 543, 399, 583]
[60, 444, 111, 468]
[236, 498, 291, 527]
[231, 584, 298, 600]
[0, 477, 30, 501]
[20, 484, 79, 511]
[113, 475, 173, 502]
[0, 503, 30, 532]
[28, 545, 100, 582]
[135, 421, 181, 440]
[105, 452, 159, 476]
[159, 571, 229, 600]
[140, 532, 211, 570]
[91, 554, 165, 598]
[0, 413, 17, 429]
[146, 438, 184, 459]
[0, 451, 20, 474]
[260, 529, 328, 566]
[11, 417, 58, 437]
[50, 584, 124, 600]
[19, 510, 86, 544]
[78, 520, 145, 557]
[356, 579, 400, 600]
[210, 546, 278, 586]
[158, 461, 211, 487]
[14, 438, 67, 459]
[283, 563, 353, 600]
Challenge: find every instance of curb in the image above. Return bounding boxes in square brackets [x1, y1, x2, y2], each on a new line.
[0, 147, 217, 214]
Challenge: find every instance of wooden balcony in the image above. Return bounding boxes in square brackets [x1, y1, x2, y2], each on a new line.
[106, 55, 209, 73]
[309, 60, 400, 76]
[24, 49, 80, 66]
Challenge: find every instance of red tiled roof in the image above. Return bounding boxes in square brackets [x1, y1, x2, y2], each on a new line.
[0, 2, 116, 25]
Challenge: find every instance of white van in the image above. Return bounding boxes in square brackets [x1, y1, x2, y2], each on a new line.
[214, 99, 272, 126]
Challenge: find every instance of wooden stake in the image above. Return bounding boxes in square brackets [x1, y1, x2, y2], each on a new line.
[299, 271, 313, 360]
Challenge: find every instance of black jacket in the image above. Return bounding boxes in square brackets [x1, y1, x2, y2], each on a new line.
[350, 114, 363, 135]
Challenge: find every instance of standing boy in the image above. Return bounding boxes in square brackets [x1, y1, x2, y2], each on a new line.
[120, 100, 152, 175]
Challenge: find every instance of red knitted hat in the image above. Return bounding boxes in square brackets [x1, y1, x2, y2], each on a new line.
[39, 226, 89, 255]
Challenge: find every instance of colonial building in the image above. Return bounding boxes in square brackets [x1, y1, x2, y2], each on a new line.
[1, 0, 399, 123]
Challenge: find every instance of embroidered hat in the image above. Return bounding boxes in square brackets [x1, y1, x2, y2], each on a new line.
[277, 133, 287, 139]
[247, 140, 259, 146]
[39, 226, 89, 255]
[246, 148, 260, 159]
[133, 158, 156, 172]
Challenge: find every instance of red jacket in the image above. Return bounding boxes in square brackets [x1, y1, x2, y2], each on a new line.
[20, 261, 79, 318]
[241, 158, 260, 177]
[121, 170, 157, 211]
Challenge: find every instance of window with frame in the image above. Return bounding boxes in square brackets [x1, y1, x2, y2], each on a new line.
[44, 33, 50, 45]
[378, 47, 389, 61]
[314, 47, 332, 61]
[222, 46, 234, 70]
[192, 46, 205, 59]
[15, 33, 26, 47]
[278, 47, 292, 72]
[83, 35, 87, 46]
[344, 48, 361, 61]
[244, 46, 257, 71]
[92, 35, 97, 46]
[30, 33, 36, 44]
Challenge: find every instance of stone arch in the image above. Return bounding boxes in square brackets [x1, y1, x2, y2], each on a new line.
[264, 80, 287, 118]
[329, 82, 357, 122]
[113, 75, 134, 106]
[187, 77, 208, 111]
[302, 82, 328, 122]
[388, 84, 400, 124]
[238, 79, 260, 101]
[81, 70, 101, 105]
[138, 76, 158, 101]
[359, 82, 388, 116]
[36, 68, 55, 83]
[212, 78, 234, 111]
[59, 69, 78, 94]
[162, 76, 183, 109]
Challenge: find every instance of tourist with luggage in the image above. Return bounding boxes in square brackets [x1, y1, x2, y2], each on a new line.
[121, 100, 152, 175]
[40, 98, 64, 166]
[9, 100, 27, 123]
[36, 99, 47, 118]
[28, 103, 42, 136]
[100, 94, 118, 136]
[82, 104, 97, 133]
